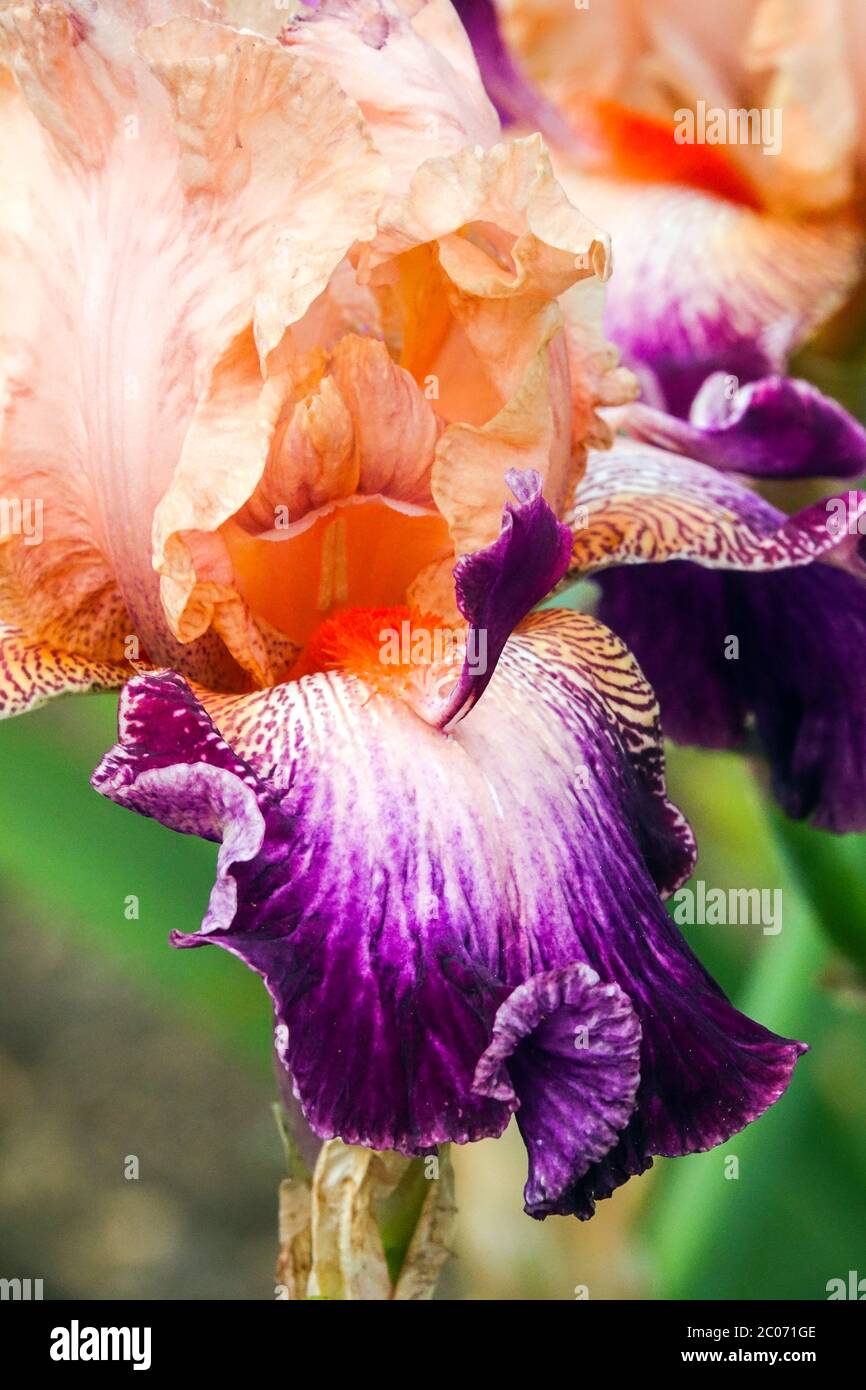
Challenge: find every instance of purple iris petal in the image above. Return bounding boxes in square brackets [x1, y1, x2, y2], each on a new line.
[598, 559, 866, 832]
[473, 963, 642, 1217]
[610, 325, 780, 423]
[440, 467, 572, 727]
[623, 374, 866, 480]
[92, 483, 804, 1216]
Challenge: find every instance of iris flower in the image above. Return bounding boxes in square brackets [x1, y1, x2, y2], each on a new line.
[1, 0, 829, 1223]
[459, 0, 866, 831]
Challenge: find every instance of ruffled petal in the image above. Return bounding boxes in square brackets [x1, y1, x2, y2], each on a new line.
[620, 372, 866, 480]
[597, 559, 866, 832]
[359, 135, 612, 550]
[93, 606, 802, 1211]
[137, 17, 389, 367]
[473, 963, 641, 1217]
[0, 6, 387, 684]
[326, 335, 442, 505]
[569, 438, 866, 575]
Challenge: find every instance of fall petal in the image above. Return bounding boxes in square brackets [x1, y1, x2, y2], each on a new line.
[569, 439, 866, 576]
[0, 619, 128, 719]
[94, 605, 800, 1200]
[597, 559, 866, 832]
[621, 372, 866, 480]
[473, 963, 642, 1217]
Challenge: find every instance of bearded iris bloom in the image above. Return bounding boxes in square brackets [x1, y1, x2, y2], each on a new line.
[1, 0, 837, 1225]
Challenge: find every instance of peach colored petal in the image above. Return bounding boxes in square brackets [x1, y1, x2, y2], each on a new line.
[0, 38, 138, 667]
[246, 367, 358, 530]
[0, 7, 387, 688]
[362, 137, 611, 439]
[560, 278, 640, 457]
[290, 256, 385, 356]
[746, 0, 858, 213]
[364, 135, 610, 291]
[151, 333, 353, 676]
[502, 0, 764, 113]
[433, 334, 570, 554]
[0, 535, 130, 662]
[406, 554, 462, 624]
[0, 0, 129, 168]
[328, 335, 442, 504]
[222, 499, 453, 651]
[360, 137, 615, 553]
[500, 0, 866, 214]
[499, 0, 756, 111]
[280, 0, 500, 193]
[218, 0, 298, 38]
[153, 326, 445, 665]
[137, 16, 389, 366]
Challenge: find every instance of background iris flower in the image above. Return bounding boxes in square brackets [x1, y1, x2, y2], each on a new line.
[458, 0, 866, 832]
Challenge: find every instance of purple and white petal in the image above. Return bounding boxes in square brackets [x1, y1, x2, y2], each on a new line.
[93, 609, 803, 1210]
[555, 175, 862, 419]
[569, 438, 866, 576]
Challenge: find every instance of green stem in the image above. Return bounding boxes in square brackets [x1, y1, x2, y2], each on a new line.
[378, 1157, 434, 1287]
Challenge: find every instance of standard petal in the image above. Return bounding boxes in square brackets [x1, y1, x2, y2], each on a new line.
[0, 7, 387, 685]
[136, 17, 389, 367]
[359, 136, 614, 550]
[279, 0, 500, 193]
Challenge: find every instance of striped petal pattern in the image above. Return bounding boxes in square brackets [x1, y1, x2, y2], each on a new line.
[569, 440, 866, 575]
[93, 604, 803, 1216]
